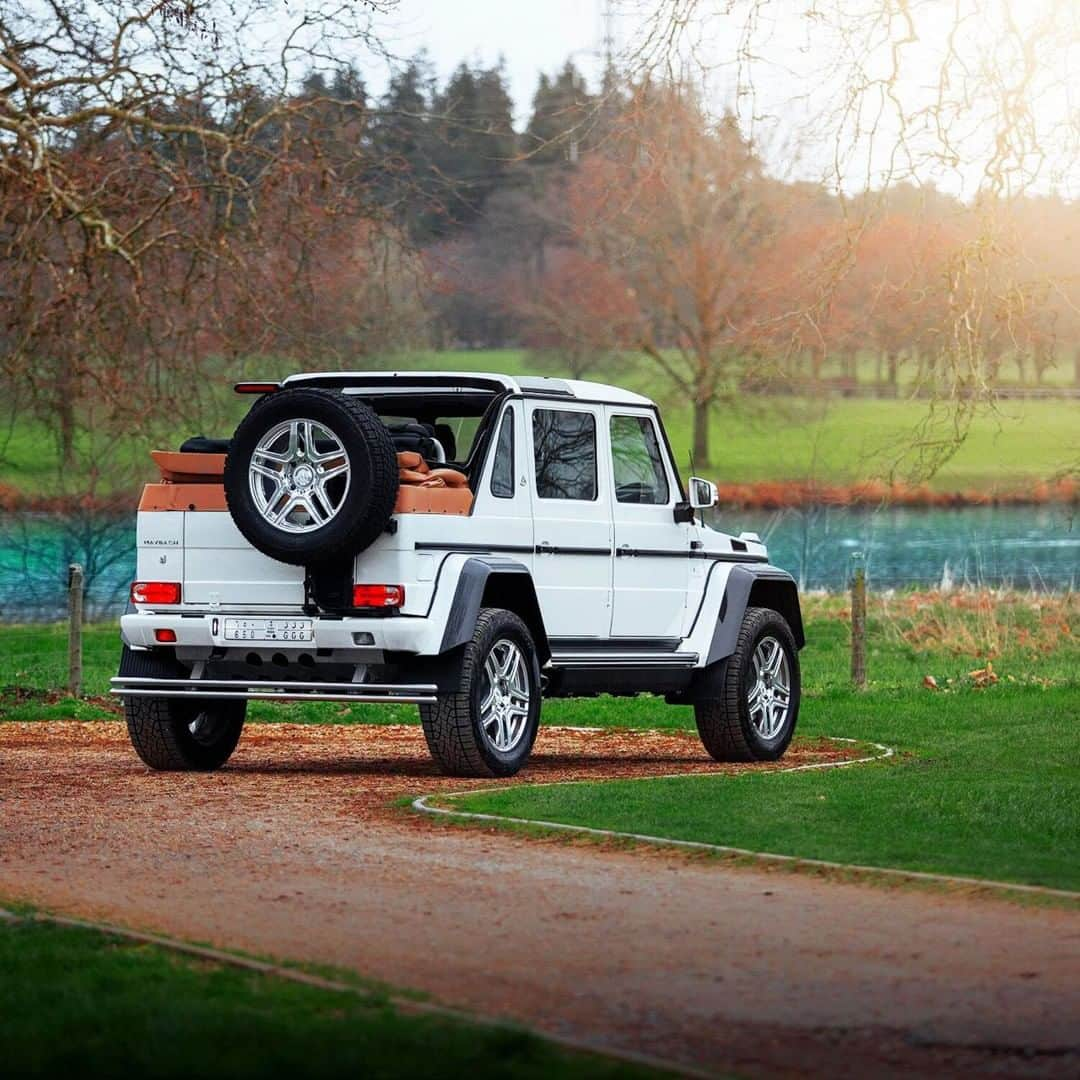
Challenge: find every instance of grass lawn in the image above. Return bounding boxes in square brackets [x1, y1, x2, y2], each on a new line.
[1, 593, 1077, 890]
[442, 595, 1080, 891]
[2, 348, 1076, 493]
[0, 918, 648, 1079]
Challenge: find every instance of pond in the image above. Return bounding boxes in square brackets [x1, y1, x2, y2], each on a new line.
[1, 504, 1076, 621]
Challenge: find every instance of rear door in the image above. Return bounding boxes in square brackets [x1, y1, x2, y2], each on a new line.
[606, 409, 690, 640]
[525, 402, 613, 639]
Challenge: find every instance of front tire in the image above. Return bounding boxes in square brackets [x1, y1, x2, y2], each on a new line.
[420, 609, 542, 778]
[694, 607, 800, 763]
[119, 647, 245, 771]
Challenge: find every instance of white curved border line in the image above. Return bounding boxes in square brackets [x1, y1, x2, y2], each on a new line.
[413, 737, 1080, 901]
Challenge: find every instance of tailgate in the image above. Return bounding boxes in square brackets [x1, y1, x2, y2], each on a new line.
[181, 511, 304, 607]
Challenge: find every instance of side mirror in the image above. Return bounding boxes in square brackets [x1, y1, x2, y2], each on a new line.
[688, 476, 718, 510]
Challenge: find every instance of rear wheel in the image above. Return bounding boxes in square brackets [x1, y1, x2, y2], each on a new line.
[119, 647, 245, 771]
[420, 609, 541, 778]
[694, 607, 800, 763]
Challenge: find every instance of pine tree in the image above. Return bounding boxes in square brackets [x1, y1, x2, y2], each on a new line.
[524, 60, 593, 166]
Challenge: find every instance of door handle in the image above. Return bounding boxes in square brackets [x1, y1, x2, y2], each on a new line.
[536, 542, 554, 555]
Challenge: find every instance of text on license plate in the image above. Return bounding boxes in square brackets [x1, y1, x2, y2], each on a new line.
[223, 619, 314, 642]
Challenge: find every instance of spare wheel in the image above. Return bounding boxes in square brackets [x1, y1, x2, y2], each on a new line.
[223, 388, 399, 566]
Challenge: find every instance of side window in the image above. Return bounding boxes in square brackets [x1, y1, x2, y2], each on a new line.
[610, 415, 670, 505]
[489, 408, 515, 499]
[532, 409, 598, 501]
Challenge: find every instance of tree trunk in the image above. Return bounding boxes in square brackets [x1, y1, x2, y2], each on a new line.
[55, 352, 78, 469]
[692, 398, 710, 468]
[58, 400, 75, 469]
[1074, 349, 1080, 388]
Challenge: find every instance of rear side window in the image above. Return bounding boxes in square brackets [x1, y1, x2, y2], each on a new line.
[610, 415, 670, 505]
[532, 409, 597, 500]
[490, 409, 515, 498]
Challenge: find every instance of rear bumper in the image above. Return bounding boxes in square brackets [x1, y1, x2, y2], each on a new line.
[120, 609, 434, 656]
[110, 675, 437, 705]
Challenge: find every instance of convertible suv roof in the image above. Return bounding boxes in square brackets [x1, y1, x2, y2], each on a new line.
[277, 371, 655, 408]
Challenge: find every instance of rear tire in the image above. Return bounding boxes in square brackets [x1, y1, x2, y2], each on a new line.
[420, 609, 541, 778]
[694, 607, 800, 763]
[119, 647, 245, 771]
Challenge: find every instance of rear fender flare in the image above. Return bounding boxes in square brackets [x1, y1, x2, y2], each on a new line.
[439, 557, 550, 664]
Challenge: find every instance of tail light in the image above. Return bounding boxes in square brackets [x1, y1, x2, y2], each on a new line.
[154, 628, 177, 643]
[131, 581, 182, 604]
[352, 584, 404, 609]
[234, 381, 280, 395]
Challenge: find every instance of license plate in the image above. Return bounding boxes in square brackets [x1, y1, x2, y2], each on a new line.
[223, 618, 314, 642]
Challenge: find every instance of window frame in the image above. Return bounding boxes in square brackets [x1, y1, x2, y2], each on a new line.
[608, 411, 674, 507]
[488, 406, 516, 500]
[530, 406, 600, 503]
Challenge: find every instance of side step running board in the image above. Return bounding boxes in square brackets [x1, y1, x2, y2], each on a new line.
[548, 652, 699, 669]
[110, 676, 438, 705]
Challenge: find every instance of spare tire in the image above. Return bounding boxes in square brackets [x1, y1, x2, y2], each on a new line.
[223, 388, 398, 566]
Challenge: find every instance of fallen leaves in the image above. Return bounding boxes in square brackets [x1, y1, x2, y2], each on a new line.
[968, 661, 999, 689]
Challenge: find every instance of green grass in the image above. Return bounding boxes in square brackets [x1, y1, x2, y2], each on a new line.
[0, 918, 649, 1079]
[449, 686, 1079, 891]
[2, 349, 1076, 493]
[439, 597, 1080, 891]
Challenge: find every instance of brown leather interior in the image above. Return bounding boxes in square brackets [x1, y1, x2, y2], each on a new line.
[140, 483, 228, 512]
[394, 451, 473, 514]
[152, 450, 227, 483]
[141, 449, 473, 514]
[393, 485, 473, 515]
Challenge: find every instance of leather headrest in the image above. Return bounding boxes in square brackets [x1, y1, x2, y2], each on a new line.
[396, 451, 426, 471]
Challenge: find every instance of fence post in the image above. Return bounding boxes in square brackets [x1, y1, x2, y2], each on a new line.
[850, 551, 867, 690]
[68, 563, 84, 697]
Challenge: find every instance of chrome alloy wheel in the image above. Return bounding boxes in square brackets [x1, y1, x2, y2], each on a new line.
[248, 418, 350, 533]
[479, 639, 531, 753]
[747, 635, 791, 741]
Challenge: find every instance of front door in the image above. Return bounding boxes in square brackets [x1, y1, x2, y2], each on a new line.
[606, 409, 690, 640]
[526, 402, 613, 639]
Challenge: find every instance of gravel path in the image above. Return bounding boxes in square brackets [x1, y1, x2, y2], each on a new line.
[1, 721, 1077, 1078]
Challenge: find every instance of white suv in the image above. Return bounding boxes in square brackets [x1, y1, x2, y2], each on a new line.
[115, 372, 804, 777]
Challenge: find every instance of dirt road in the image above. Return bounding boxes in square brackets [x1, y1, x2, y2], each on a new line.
[1, 721, 1077, 1078]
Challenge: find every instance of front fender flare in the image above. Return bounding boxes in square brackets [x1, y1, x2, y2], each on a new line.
[705, 565, 804, 666]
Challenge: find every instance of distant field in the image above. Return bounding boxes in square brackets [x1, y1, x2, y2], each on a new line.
[1, 349, 1077, 493]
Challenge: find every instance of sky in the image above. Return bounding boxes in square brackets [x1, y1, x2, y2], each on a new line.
[367, 0, 614, 123]
[273, 0, 1077, 199]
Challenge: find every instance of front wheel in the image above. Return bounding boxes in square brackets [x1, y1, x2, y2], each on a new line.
[420, 608, 541, 778]
[694, 606, 800, 763]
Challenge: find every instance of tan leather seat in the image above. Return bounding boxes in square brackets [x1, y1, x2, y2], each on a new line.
[395, 452, 473, 514]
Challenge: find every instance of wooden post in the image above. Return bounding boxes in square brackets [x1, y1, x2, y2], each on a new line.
[850, 551, 867, 690]
[68, 563, 84, 697]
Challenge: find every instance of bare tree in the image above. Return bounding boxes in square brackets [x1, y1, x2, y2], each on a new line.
[620, 0, 1080, 476]
[0, 0, 402, 489]
[558, 87, 822, 463]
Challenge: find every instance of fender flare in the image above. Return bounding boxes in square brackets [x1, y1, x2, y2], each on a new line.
[439, 557, 550, 663]
[705, 564, 805, 666]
